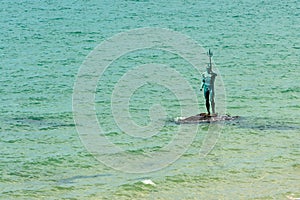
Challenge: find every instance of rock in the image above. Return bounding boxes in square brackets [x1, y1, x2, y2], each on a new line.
[175, 113, 239, 124]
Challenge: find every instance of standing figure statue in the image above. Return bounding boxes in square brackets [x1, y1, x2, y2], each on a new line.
[200, 50, 217, 115]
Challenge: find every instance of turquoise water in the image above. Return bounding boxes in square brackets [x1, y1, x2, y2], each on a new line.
[1, 0, 300, 199]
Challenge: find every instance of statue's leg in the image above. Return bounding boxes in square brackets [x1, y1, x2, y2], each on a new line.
[211, 101, 215, 114]
[205, 89, 210, 114]
[210, 89, 215, 114]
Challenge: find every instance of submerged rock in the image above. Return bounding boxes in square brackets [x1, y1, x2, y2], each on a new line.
[175, 113, 239, 124]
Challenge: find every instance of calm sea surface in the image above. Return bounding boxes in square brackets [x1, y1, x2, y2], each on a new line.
[1, 0, 299, 199]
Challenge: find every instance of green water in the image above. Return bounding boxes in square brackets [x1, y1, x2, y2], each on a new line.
[1, 0, 299, 199]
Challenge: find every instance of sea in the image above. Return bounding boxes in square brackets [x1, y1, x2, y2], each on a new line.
[1, 0, 299, 199]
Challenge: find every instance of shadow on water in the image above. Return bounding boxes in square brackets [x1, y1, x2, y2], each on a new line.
[3, 114, 75, 131]
[58, 173, 113, 184]
[225, 116, 300, 131]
